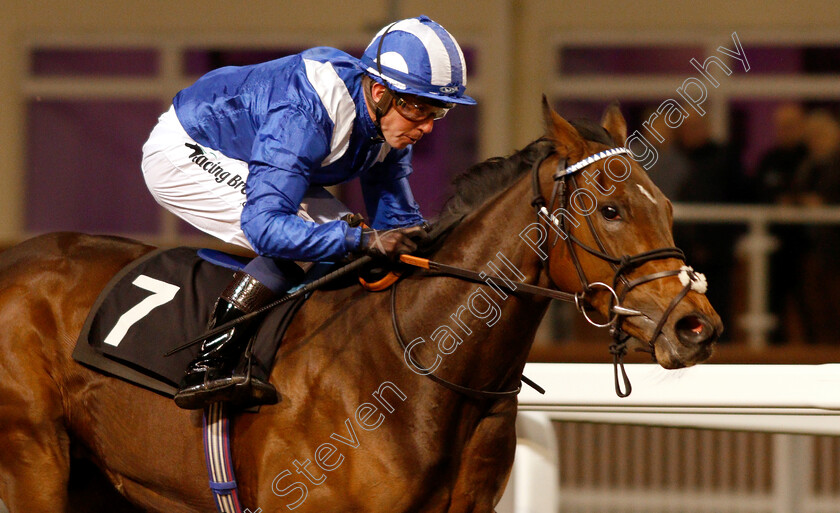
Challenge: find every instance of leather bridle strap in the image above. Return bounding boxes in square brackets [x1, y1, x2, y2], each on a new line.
[530, 146, 695, 397]
[390, 283, 523, 401]
[394, 254, 596, 400]
[388, 145, 704, 401]
[399, 255, 578, 303]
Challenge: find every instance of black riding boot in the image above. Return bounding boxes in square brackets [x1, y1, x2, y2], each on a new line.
[174, 270, 278, 410]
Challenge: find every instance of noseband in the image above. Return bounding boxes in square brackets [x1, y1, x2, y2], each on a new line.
[530, 146, 706, 396]
[388, 145, 708, 401]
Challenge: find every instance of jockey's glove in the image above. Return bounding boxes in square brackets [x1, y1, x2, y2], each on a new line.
[358, 225, 429, 261]
[341, 213, 366, 228]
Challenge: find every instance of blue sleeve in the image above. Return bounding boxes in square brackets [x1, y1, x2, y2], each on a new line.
[240, 104, 362, 260]
[360, 146, 425, 229]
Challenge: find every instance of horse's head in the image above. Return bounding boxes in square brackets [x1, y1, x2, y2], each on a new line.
[536, 99, 722, 369]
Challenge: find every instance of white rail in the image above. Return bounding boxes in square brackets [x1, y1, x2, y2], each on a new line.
[498, 363, 840, 513]
[672, 203, 840, 349]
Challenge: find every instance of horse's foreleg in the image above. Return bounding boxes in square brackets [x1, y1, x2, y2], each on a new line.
[0, 313, 71, 511]
[0, 407, 71, 511]
[445, 400, 518, 513]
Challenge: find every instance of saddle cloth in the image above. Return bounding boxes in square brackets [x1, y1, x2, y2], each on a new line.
[72, 247, 306, 397]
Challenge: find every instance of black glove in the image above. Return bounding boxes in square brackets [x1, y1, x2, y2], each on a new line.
[341, 213, 365, 228]
[358, 225, 429, 261]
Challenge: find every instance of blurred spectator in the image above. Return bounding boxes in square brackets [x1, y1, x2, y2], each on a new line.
[792, 110, 840, 343]
[755, 103, 808, 204]
[672, 114, 744, 341]
[791, 110, 840, 204]
[752, 103, 809, 343]
[675, 114, 747, 203]
[644, 112, 690, 200]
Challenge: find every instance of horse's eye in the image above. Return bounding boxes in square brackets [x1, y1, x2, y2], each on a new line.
[601, 205, 621, 221]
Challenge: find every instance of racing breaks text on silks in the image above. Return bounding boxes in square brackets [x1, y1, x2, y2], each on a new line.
[185, 142, 248, 198]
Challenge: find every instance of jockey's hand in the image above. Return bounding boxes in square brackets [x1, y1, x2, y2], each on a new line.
[358, 225, 429, 261]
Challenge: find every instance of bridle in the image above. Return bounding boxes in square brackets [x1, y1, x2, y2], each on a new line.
[390, 144, 709, 399]
[529, 145, 707, 396]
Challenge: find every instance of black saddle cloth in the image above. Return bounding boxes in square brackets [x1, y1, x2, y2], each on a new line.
[72, 247, 306, 397]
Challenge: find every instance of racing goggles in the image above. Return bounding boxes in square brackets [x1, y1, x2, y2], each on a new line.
[392, 93, 454, 122]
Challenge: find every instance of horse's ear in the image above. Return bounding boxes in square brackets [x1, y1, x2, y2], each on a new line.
[601, 102, 628, 146]
[542, 95, 586, 160]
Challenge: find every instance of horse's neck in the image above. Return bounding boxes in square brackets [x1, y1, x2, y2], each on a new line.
[437, 176, 547, 285]
[399, 175, 551, 392]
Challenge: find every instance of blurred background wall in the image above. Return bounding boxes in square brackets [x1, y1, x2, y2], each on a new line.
[4, 0, 840, 351]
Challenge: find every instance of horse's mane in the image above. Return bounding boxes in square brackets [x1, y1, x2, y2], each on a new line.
[570, 118, 616, 148]
[427, 119, 615, 244]
[435, 138, 554, 226]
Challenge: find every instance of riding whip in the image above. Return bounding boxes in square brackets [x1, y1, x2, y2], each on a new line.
[164, 255, 374, 357]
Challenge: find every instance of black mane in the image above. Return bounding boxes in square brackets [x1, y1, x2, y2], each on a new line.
[435, 138, 554, 226]
[433, 119, 615, 231]
[570, 118, 616, 148]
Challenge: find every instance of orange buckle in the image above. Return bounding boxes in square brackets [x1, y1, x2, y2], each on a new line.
[359, 271, 401, 291]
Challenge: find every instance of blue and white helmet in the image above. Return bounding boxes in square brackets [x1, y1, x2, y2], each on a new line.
[361, 15, 477, 106]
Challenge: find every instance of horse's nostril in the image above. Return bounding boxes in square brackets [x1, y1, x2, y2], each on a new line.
[675, 314, 715, 345]
[687, 317, 704, 334]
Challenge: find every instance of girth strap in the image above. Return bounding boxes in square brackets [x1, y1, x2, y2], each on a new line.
[203, 402, 244, 513]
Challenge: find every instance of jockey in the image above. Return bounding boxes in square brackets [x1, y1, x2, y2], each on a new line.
[141, 15, 476, 410]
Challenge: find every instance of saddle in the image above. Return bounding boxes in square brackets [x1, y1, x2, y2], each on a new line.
[72, 247, 310, 397]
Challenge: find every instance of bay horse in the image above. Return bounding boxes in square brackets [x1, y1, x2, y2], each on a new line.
[0, 102, 721, 512]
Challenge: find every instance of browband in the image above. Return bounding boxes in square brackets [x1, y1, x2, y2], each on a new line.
[554, 147, 631, 180]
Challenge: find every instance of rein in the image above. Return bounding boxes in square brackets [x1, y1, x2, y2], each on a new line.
[173, 148, 704, 401]
[390, 283, 524, 401]
[165, 256, 375, 357]
[529, 147, 702, 397]
[391, 255, 586, 401]
[389, 145, 707, 400]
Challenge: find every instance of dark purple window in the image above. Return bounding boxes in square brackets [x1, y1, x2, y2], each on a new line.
[554, 99, 663, 135]
[25, 100, 163, 233]
[31, 48, 159, 76]
[183, 48, 311, 76]
[558, 46, 704, 75]
[740, 45, 840, 74]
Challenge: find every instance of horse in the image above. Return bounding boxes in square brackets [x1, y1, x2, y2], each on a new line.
[0, 101, 721, 512]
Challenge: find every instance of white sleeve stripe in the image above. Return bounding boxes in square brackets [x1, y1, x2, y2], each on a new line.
[303, 59, 356, 166]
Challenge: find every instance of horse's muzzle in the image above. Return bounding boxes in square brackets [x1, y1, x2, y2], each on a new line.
[675, 313, 721, 348]
[655, 311, 722, 369]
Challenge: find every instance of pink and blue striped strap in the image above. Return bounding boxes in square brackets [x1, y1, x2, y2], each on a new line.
[203, 402, 244, 513]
